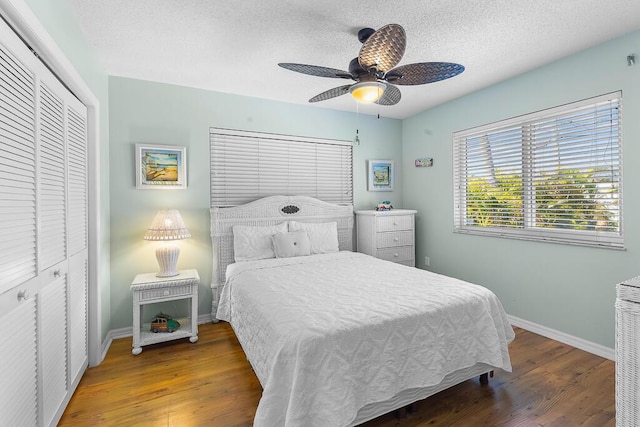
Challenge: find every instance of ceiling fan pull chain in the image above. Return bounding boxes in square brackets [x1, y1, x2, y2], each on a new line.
[354, 103, 361, 145]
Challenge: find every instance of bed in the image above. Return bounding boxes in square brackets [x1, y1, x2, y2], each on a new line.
[210, 195, 514, 427]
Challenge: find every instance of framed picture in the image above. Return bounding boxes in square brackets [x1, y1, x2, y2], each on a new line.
[368, 159, 394, 192]
[135, 143, 187, 189]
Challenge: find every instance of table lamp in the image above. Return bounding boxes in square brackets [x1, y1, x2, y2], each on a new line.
[144, 209, 191, 277]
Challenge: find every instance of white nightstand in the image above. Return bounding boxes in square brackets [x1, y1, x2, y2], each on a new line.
[130, 269, 200, 355]
[355, 209, 417, 266]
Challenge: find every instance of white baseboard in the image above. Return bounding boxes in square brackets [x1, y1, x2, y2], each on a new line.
[100, 313, 216, 361]
[99, 313, 614, 363]
[508, 314, 614, 361]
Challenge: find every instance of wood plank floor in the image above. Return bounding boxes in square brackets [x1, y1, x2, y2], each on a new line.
[59, 323, 615, 426]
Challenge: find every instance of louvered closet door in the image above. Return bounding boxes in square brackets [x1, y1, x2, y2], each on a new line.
[40, 266, 69, 426]
[37, 61, 88, 425]
[0, 25, 37, 295]
[0, 291, 38, 426]
[38, 75, 69, 427]
[0, 18, 40, 426]
[39, 82, 67, 269]
[1, 15, 89, 427]
[67, 104, 88, 383]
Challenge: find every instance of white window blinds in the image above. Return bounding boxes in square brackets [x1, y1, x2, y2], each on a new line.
[210, 128, 353, 207]
[453, 92, 623, 248]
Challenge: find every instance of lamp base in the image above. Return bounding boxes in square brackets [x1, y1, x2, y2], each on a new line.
[155, 244, 180, 277]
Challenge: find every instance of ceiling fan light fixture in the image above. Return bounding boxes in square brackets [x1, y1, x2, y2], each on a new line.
[350, 81, 386, 104]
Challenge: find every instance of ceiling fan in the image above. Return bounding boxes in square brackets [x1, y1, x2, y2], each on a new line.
[278, 24, 465, 106]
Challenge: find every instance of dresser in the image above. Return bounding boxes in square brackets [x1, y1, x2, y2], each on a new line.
[355, 209, 417, 266]
[616, 275, 640, 427]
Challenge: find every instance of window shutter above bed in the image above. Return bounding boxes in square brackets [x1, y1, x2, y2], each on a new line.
[210, 128, 353, 207]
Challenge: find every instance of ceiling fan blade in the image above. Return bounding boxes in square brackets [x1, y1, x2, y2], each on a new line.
[309, 84, 353, 103]
[376, 84, 401, 106]
[278, 63, 353, 79]
[358, 24, 406, 73]
[385, 62, 465, 86]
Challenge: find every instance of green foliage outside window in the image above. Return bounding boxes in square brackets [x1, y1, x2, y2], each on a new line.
[466, 168, 618, 232]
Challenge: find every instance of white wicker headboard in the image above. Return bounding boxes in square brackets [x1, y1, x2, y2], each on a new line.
[209, 195, 354, 320]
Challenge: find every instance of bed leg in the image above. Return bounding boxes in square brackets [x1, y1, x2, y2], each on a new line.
[395, 407, 408, 420]
[479, 373, 489, 385]
[211, 283, 220, 322]
[394, 403, 416, 419]
[479, 370, 495, 385]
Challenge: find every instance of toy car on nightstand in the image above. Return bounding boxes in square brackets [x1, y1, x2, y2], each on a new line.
[150, 313, 180, 333]
[376, 201, 393, 211]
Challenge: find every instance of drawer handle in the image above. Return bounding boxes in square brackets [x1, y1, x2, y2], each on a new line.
[53, 269, 61, 277]
[163, 290, 170, 296]
[17, 290, 29, 301]
[393, 222, 398, 226]
[394, 253, 399, 257]
[393, 237, 399, 242]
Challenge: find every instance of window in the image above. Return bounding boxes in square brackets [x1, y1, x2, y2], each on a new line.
[210, 128, 353, 207]
[453, 92, 622, 248]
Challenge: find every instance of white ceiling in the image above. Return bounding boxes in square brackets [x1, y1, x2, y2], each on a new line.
[68, 0, 640, 120]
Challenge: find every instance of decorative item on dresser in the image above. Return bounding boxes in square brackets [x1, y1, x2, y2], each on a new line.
[615, 275, 640, 427]
[144, 210, 191, 277]
[130, 269, 200, 355]
[355, 209, 417, 266]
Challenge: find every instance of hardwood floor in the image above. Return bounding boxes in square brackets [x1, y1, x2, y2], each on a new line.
[59, 323, 615, 426]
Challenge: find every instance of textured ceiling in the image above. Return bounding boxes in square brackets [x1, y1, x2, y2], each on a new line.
[68, 0, 640, 119]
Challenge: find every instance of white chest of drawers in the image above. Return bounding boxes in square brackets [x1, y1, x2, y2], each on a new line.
[355, 209, 417, 266]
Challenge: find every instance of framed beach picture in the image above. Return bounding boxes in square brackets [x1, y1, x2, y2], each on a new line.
[135, 144, 187, 189]
[368, 159, 394, 191]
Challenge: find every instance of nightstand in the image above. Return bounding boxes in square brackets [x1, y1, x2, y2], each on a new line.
[355, 209, 417, 266]
[130, 269, 200, 355]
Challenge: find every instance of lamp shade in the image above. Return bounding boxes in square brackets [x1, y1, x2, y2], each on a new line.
[144, 209, 191, 241]
[350, 81, 386, 104]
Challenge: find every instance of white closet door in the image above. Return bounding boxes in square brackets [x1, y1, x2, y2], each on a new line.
[1, 13, 89, 427]
[67, 94, 89, 387]
[67, 105, 87, 256]
[0, 18, 40, 426]
[0, 293, 38, 426]
[38, 82, 67, 270]
[0, 13, 89, 426]
[40, 268, 69, 426]
[0, 36, 37, 295]
[68, 254, 88, 382]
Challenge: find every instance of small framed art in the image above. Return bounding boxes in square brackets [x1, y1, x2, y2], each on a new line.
[135, 143, 187, 189]
[368, 159, 394, 192]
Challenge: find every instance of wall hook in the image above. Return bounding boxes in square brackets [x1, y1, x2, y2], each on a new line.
[627, 54, 635, 66]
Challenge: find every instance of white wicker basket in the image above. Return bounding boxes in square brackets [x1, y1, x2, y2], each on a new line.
[616, 275, 640, 427]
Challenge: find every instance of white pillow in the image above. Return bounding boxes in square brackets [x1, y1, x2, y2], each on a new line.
[288, 221, 339, 254]
[271, 230, 311, 258]
[233, 223, 287, 262]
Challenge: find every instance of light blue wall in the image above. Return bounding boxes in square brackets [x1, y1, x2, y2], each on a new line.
[403, 31, 640, 349]
[22, 0, 112, 342]
[20, 0, 639, 349]
[108, 77, 403, 329]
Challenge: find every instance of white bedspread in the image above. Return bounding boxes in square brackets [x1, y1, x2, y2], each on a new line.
[217, 251, 514, 427]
